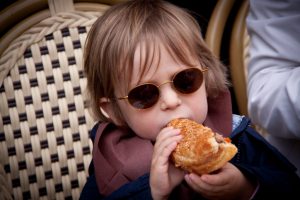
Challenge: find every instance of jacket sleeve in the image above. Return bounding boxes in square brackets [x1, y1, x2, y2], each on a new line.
[80, 173, 104, 200]
[104, 173, 152, 200]
[231, 118, 300, 199]
[80, 173, 152, 200]
[246, 0, 300, 139]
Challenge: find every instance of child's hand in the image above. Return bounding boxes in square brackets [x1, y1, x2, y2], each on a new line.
[184, 163, 256, 200]
[150, 127, 184, 200]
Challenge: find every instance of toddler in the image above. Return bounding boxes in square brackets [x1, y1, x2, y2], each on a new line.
[80, 0, 300, 199]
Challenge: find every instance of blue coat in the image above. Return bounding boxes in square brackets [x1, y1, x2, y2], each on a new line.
[80, 115, 300, 199]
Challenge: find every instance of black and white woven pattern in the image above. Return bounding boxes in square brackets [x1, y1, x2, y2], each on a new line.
[0, 10, 104, 200]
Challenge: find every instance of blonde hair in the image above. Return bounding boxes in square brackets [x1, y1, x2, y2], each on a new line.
[84, 0, 229, 124]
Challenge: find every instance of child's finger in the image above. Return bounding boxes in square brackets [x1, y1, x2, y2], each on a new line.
[152, 133, 182, 164]
[153, 128, 180, 154]
[156, 127, 180, 142]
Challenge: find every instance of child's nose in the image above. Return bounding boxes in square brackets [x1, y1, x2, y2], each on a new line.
[159, 84, 181, 110]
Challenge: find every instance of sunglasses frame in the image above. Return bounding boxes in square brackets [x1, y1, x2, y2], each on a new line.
[116, 67, 208, 109]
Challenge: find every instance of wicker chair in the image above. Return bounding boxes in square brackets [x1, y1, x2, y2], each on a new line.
[0, 0, 122, 199]
[229, 0, 249, 116]
[206, 0, 249, 116]
[206, 0, 268, 136]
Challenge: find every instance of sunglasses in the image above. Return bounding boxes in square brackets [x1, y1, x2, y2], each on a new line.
[116, 67, 208, 109]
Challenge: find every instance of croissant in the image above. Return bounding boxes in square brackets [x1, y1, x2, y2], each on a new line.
[168, 118, 237, 175]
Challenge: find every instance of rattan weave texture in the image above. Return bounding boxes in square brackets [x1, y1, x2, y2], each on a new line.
[0, 10, 104, 200]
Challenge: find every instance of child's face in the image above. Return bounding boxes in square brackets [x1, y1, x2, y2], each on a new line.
[115, 45, 208, 141]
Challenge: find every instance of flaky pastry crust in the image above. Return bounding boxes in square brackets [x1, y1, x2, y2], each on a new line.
[168, 118, 237, 175]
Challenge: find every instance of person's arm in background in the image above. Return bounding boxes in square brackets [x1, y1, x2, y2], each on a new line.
[246, 0, 300, 139]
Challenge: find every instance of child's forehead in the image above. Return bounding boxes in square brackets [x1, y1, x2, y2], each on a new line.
[132, 44, 197, 81]
[117, 38, 200, 92]
[133, 41, 191, 70]
[132, 42, 160, 74]
[127, 46, 159, 88]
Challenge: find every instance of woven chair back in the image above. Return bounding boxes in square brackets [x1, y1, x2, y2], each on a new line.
[0, 1, 119, 199]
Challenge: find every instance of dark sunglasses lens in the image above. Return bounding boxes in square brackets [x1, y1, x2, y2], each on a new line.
[173, 68, 203, 94]
[128, 84, 159, 109]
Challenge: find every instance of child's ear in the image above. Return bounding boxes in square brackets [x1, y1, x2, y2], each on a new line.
[99, 97, 119, 124]
[100, 107, 110, 119]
